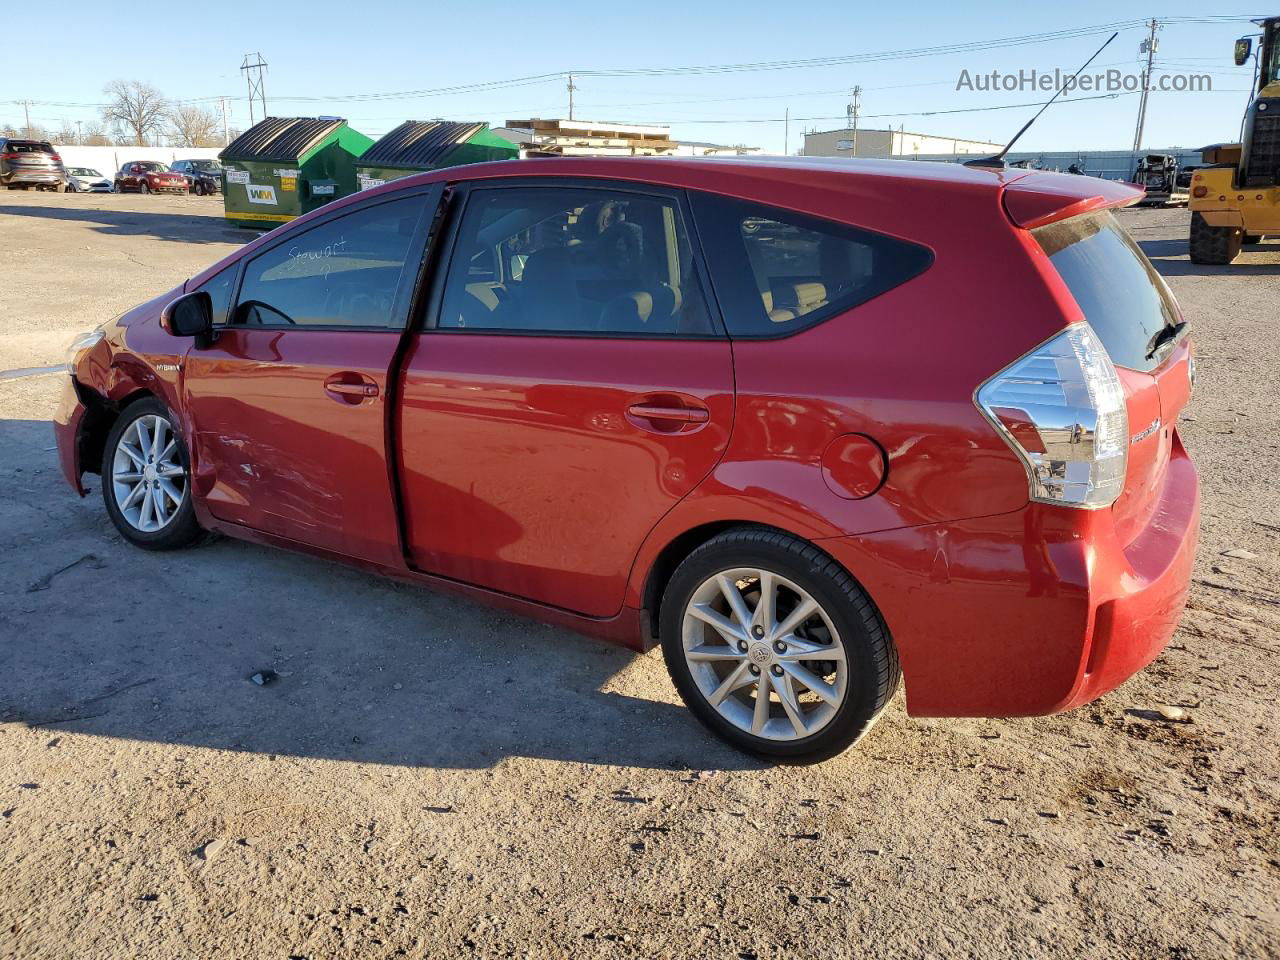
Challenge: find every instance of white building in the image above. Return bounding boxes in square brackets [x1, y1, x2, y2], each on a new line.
[802, 127, 1002, 159]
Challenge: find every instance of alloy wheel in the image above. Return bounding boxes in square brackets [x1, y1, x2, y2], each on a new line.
[681, 568, 847, 741]
[110, 414, 187, 532]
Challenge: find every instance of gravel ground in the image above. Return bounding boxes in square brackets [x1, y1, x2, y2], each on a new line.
[1, 191, 1277, 959]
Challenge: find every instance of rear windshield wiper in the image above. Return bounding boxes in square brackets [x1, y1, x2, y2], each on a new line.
[1145, 321, 1187, 360]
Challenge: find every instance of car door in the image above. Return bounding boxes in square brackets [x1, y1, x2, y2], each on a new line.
[398, 181, 734, 617]
[181, 185, 440, 565]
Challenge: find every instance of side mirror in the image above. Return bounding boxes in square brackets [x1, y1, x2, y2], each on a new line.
[160, 291, 213, 345]
[1235, 37, 1253, 67]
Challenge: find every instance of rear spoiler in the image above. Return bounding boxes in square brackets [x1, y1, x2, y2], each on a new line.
[1002, 175, 1145, 230]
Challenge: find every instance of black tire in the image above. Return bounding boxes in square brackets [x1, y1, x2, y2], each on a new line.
[139, 181, 149, 195]
[1189, 211, 1242, 264]
[64, 182, 76, 193]
[660, 527, 900, 762]
[1244, 233, 1262, 244]
[101, 397, 202, 551]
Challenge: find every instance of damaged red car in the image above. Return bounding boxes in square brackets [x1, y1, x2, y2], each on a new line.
[55, 156, 1199, 760]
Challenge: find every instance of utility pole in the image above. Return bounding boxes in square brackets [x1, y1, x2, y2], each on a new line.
[784, 107, 790, 156]
[219, 97, 230, 146]
[1132, 19, 1159, 154]
[567, 73, 578, 121]
[847, 86, 862, 156]
[241, 53, 268, 127]
[75, 120, 82, 145]
[21, 99, 32, 137]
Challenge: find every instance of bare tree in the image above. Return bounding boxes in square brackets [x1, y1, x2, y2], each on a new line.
[101, 80, 168, 146]
[0, 124, 18, 139]
[83, 122, 111, 146]
[168, 104, 221, 147]
[56, 123, 79, 145]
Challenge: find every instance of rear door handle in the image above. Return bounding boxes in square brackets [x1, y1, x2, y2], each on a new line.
[626, 403, 709, 424]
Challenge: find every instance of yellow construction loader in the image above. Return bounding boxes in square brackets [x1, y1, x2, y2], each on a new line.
[1188, 16, 1280, 263]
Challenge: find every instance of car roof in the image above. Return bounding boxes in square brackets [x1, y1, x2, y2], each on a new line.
[188, 155, 1142, 289]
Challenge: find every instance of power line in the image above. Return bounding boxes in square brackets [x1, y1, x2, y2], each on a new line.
[6, 14, 1262, 112]
[625, 91, 1136, 126]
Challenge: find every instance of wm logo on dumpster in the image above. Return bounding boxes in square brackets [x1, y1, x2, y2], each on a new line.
[246, 184, 277, 205]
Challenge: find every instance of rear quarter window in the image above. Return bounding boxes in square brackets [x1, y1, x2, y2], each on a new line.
[1033, 211, 1181, 372]
[689, 192, 933, 337]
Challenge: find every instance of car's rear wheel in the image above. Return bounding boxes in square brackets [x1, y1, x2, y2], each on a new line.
[660, 528, 899, 762]
[101, 399, 202, 550]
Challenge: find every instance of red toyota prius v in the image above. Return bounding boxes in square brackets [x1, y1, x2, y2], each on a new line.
[55, 156, 1199, 761]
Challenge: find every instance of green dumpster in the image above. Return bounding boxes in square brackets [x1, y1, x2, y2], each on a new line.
[355, 120, 517, 191]
[219, 117, 374, 229]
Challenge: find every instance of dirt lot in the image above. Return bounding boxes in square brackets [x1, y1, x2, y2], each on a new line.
[1, 191, 1277, 959]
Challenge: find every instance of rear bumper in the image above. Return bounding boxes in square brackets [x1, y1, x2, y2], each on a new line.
[2, 170, 65, 185]
[53, 376, 88, 497]
[823, 432, 1200, 717]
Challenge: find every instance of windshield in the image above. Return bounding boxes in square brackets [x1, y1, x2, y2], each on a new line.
[138, 162, 168, 173]
[69, 167, 101, 177]
[1033, 211, 1182, 372]
[191, 160, 221, 172]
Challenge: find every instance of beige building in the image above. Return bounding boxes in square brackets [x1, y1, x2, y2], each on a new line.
[802, 127, 1002, 159]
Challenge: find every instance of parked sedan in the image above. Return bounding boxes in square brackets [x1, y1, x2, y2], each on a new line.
[170, 158, 223, 196]
[64, 167, 113, 193]
[55, 157, 1200, 761]
[114, 161, 188, 195]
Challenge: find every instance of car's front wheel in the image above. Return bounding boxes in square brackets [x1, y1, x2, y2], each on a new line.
[101, 398, 202, 550]
[139, 181, 150, 195]
[660, 528, 899, 762]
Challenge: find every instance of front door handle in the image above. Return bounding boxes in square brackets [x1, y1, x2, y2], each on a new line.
[323, 373, 379, 404]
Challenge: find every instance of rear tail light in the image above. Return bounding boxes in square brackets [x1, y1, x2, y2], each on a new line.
[50, 153, 61, 162]
[1192, 185, 1208, 198]
[1, 152, 19, 160]
[976, 323, 1128, 508]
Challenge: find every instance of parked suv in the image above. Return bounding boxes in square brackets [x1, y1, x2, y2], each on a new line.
[114, 161, 188, 194]
[170, 158, 223, 195]
[0, 138, 66, 190]
[55, 158, 1199, 761]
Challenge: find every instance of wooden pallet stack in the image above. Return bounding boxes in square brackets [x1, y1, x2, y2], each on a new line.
[505, 119, 678, 157]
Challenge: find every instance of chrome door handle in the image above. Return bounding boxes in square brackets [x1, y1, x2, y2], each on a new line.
[626, 403, 709, 424]
[326, 382, 378, 397]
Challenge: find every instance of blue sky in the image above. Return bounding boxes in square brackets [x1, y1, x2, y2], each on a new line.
[4, 3, 1266, 153]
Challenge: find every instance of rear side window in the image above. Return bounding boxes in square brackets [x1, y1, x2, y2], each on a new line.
[690, 193, 933, 337]
[436, 186, 716, 337]
[1033, 212, 1180, 372]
